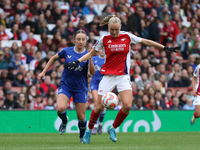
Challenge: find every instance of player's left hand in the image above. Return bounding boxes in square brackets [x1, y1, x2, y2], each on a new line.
[163, 46, 181, 53]
[64, 60, 80, 70]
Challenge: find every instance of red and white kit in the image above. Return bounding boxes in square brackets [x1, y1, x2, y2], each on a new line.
[93, 31, 142, 95]
[193, 64, 200, 105]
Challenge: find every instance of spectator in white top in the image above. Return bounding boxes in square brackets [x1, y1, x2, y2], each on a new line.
[21, 25, 31, 41]
[0, 23, 13, 40]
[29, 50, 42, 71]
[0, 8, 4, 14]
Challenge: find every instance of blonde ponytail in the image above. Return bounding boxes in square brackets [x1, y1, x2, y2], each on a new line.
[100, 15, 121, 26]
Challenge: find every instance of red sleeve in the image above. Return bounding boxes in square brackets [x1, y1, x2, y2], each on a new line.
[51, 84, 57, 91]
[40, 83, 48, 94]
[171, 21, 180, 42]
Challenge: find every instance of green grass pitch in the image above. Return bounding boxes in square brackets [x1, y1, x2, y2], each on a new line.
[0, 132, 200, 150]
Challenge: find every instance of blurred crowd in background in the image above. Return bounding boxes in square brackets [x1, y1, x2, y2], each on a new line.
[0, 0, 200, 111]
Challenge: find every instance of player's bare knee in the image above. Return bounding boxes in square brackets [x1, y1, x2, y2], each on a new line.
[95, 105, 104, 114]
[57, 106, 66, 113]
[77, 115, 85, 121]
[123, 104, 132, 111]
[196, 111, 200, 117]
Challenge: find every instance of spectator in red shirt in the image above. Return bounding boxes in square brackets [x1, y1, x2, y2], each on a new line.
[11, 24, 21, 40]
[22, 32, 38, 47]
[40, 75, 57, 94]
[161, 14, 180, 45]
[2, 0, 16, 17]
[146, 97, 156, 110]
[164, 89, 173, 109]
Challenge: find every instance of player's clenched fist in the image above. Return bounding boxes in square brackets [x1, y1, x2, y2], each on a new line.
[37, 72, 45, 82]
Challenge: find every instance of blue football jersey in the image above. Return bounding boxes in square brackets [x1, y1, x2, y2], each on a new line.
[58, 46, 89, 92]
[91, 55, 105, 83]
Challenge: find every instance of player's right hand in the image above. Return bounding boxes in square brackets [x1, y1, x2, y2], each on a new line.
[163, 46, 181, 53]
[37, 72, 45, 82]
[64, 60, 80, 70]
[193, 89, 197, 96]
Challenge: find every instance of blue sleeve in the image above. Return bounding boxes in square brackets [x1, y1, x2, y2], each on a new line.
[93, 10, 98, 15]
[9, 61, 14, 68]
[58, 48, 67, 59]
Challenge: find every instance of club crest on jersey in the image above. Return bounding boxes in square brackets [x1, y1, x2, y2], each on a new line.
[67, 55, 71, 59]
[58, 88, 63, 93]
[74, 65, 83, 71]
[95, 65, 101, 71]
[107, 40, 112, 43]
[121, 38, 126, 41]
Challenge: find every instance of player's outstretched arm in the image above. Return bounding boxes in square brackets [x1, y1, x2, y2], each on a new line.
[140, 39, 181, 52]
[65, 48, 98, 70]
[38, 54, 59, 82]
[89, 58, 95, 75]
[192, 76, 197, 96]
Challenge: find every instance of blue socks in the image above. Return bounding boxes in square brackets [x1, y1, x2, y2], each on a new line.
[78, 118, 87, 138]
[57, 111, 67, 124]
[99, 110, 105, 123]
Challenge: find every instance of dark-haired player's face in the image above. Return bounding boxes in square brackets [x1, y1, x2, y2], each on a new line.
[109, 23, 121, 38]
[74, 33, 87, 49]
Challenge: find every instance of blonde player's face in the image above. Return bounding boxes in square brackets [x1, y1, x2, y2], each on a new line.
[109, 23, 121, 38]
[74, 33, 87, 50]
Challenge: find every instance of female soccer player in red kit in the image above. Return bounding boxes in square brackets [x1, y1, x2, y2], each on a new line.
[65, 15, 180, 143]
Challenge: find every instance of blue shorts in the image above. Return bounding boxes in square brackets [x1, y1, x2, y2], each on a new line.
[58, 82, 88, 103]
[90, 80, 100, 92]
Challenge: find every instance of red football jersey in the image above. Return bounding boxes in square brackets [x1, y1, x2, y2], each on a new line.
[94, 31, 141, 75]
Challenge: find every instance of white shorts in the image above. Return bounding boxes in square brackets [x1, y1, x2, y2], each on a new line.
[193, 95, 200, 105]
[98, 75, 132, 95]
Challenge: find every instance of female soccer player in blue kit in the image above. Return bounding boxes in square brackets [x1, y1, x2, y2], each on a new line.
[37, 30, 95, 143]
[90, 49, 105, 135]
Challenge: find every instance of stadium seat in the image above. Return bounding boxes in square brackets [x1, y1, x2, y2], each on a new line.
[182, 16, 191, 27]
[93, 4, 101, 15]
[183, 60, 189, 63]
[5, 28, 11, 33]
[94, 36, 100, 40]
[47, 35, 53, 39]
[11, 87, 21, 93]
[193, 53, 199, 58]
[166, 87, 188, 96]
[93, 0, 107, 4]
[99, 4, 106, 12]
[99, 31, 108, 36]
[47, 24, 56, 31]
[85, 14, 95, 24]
[34, 34, 41, 42]
[10, 40, 22, 47]
[1, 40, 10, 47]
[1, 40, 22, 47]
[165, 70, 171, 75]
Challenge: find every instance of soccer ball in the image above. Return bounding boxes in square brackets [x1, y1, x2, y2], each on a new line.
[101, 92, 119, 109]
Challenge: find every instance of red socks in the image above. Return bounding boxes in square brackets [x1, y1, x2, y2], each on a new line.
[194, 112, 199, 118]
[113, 109, 129, 129]
[88, 109, 100, 129]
